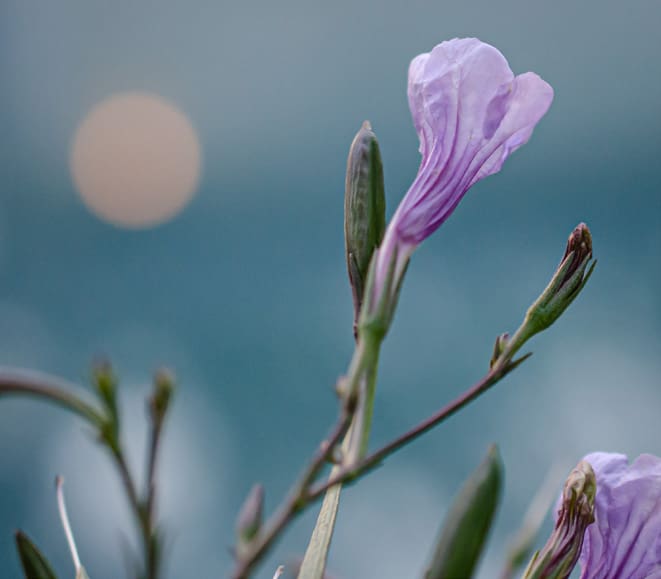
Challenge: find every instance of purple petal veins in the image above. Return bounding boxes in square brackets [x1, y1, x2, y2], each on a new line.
[373, 38, 553, 300]
[579, 452, 661, 578]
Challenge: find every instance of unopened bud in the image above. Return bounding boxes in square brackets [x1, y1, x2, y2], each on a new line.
[523, 460, 596, 579]
[236, 483, 264, 546]
[345, 121, 386, 335]
[151, 368, 175, 423]
[559, 223, 593, 285]
[524, 223, 595, 337]
[92, 360, 117, 410]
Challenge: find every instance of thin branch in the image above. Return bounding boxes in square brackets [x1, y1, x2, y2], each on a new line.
[231, 350, 529, 578]
[307, 358, 523, 500]
[144, 427, 163, 579]
[0, 368, 105, 426]
[231, 401, 354, 579]
[108, 443, 144, 528]
[146, 418, 163, 524]
[145, 400, 168, 579]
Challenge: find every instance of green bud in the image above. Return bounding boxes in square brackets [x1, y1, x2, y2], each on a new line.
[524, 223, 595, 337]
[236, 483, 264, 548]
[151, 368, 175, 424]
[523, 460, 596, 579]
[344, 121, 386, 335]
[92, 360, 120, 444]
[92, 360, 117, 410]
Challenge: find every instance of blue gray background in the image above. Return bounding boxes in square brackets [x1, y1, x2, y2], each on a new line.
[1, 0, 660, 577]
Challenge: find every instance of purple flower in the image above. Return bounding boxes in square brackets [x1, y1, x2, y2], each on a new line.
[578, 452, 661, 578]
[373, 38, 553, 302]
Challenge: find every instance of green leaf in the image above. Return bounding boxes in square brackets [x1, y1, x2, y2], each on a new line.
[424, 445, 503, 579]
[297, 481, 342, 579]
[15, 530, 58, 579]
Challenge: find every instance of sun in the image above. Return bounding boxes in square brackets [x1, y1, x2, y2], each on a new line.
[70, 92, 202, 228]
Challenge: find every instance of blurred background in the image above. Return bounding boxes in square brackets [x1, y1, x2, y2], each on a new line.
[1, 0, 660, 577]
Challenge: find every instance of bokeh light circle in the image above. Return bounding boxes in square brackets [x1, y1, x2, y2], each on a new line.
[71, 92, 201, 228]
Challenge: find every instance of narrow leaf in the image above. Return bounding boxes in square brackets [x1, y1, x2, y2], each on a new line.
[15, 530, 58, 579]
[424, 445, 503, 579]
[297, 481, 342, 579]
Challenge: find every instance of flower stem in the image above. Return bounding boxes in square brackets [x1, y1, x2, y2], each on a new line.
[0, 369, 105, 426]
[345, 329, 382, 465]
[230, 308, 540, 578]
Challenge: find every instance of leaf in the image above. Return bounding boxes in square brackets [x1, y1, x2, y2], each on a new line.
[424, 445, 503, 579]
[15, 530, 58, 579]
[297, 480, 342, 579]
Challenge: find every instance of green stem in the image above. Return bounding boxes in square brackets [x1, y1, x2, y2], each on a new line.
[345, 329, 382, 464]
[297, 326, 383, 579]
[144, 418, 164, 579]
[355, 351, 380, 460]
[504, 321, 537, 361]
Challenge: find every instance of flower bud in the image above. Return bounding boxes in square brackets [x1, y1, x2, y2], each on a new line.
[236, 483, 264, 547]
[92, 360, 117, 410]
[92, 361, 120, 445]
[150, 368, 175, 424]
[523, 460, 596, 579]
[559, 223, 593, 286]
[344, 121, 386, 334]
[524, 223, 595, 337]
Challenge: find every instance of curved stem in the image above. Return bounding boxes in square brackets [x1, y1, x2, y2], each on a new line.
[0, 368, 105, 426]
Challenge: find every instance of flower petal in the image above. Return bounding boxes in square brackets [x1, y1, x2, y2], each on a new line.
[371, 38, 553, 308]
[395, 38, 553, 244]
[580, 452, 661, 579]
[467, 72, 553, 188]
